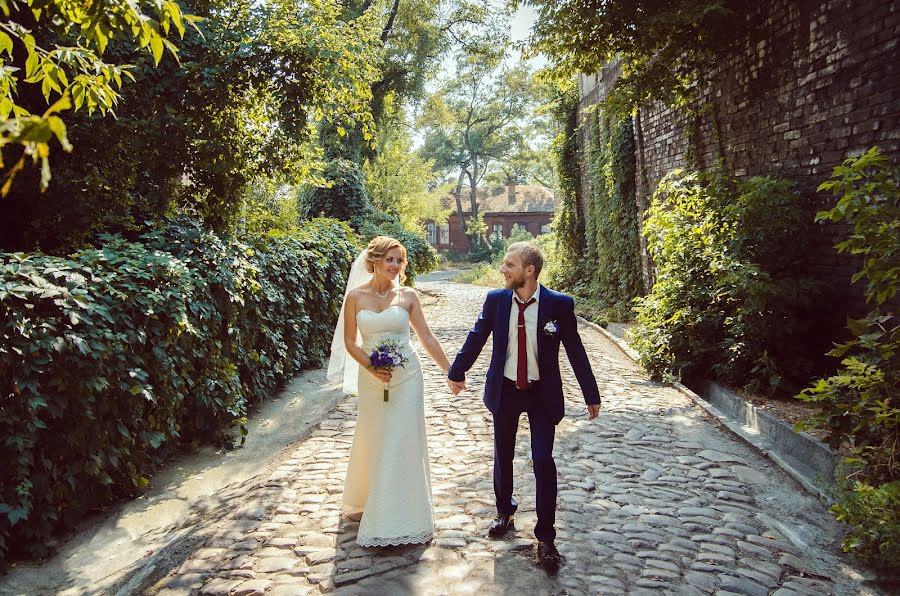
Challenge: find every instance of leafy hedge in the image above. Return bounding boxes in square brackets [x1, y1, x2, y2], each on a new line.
[0, 217, 356, 560]
[631, 170, 819, 394]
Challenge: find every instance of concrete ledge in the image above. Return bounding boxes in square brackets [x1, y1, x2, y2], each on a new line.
[693, 380, 837, 484]
[577, 316, 838, 502]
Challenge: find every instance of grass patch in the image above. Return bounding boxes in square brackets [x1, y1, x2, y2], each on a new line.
[454, 263, 504, 287]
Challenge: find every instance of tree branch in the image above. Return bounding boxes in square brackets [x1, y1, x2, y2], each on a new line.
[380, 0, 401, 43]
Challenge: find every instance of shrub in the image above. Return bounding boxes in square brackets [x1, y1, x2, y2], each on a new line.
[631, 170, 817, 393]
[454, 262, 504, 287]
[299, 159, 373, 229]
[829, 478, 900, 568]
[795, 148, 899, 569]
[0, 217, 355, 561]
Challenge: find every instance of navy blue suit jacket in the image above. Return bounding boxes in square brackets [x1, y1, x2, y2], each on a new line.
[448, 285, 601, 424]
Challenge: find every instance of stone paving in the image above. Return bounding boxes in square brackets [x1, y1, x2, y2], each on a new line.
[149, 281, 875, 596]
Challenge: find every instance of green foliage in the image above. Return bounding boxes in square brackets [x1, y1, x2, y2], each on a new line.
[336, 0, 504, 161]
[419, 54, 539, 252]
[816, 147, 899, 306]
[465, 211, 488, 247]
[240, 180, 302, 238]
[488, 223, 534, 263]
[578, 107, 642, 310]
[523, 0, 747, 117]
[0, 0, 195, 194]
[0, 0, 382, 254]
[631, 170, 817, 393]
[0, 217, 355, 561]
[795, 148, 899, 569]
[300, 159, 373, 230]
[544, 91, 642, 320]
[546, 77, 584, 281]
[454, 262, 503, 287]
[362, 101, 448, 229]
[828, 478, 900, 568]
[358, 211, 437, 285]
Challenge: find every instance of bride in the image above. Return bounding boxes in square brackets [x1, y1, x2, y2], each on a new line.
[327, 236, 451, 547]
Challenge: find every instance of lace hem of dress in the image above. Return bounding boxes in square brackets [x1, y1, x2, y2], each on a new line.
[356, 531, 433, 547]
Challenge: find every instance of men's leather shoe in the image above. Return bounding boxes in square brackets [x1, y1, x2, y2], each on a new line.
[534, 541, 563, 572]
[487, 514, 514, 537]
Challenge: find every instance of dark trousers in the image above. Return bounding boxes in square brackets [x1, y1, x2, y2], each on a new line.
[493, 378, 557, 544]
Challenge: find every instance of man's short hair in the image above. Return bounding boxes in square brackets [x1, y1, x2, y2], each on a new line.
[507, 241, 544, 278]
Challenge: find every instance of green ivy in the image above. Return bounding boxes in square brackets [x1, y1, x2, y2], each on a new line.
[0, 217, 356, 561]
[547, 80, 583, 290]
[580, 107, 642, 310]
[631, 170, 818, 393]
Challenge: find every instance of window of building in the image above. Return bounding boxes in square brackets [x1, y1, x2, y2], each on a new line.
[516, 222, 530, 234]
[426, 222, 437, 244]
[540, 223, 551, 235]
[439, 224, 450, 245]
[491, 223, 504, 240]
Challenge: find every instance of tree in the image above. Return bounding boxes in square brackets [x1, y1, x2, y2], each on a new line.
[419, 52, 538, 251]
[0, 0, 383, 252]
[0, 0, 195, 194]
[521, 0, 746, 115]
[487, 119, 555, 188]
[363, 99, 449, 230]
[329, 0, 504, 162]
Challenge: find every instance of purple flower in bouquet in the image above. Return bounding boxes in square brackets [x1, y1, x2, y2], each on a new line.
[369, 340, 408, 402]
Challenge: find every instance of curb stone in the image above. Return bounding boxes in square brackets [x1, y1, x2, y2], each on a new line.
[576, 316, 837, 503]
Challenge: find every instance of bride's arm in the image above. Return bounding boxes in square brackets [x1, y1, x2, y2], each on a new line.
[343, 292, 392, 383]
[407, 290, 451, 375]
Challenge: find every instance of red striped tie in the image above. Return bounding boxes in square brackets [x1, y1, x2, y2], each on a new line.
[516, 297, 535, 390]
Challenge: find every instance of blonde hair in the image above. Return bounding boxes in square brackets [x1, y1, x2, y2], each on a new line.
[507, 241, 544, 278]
[365, 236, 408, 284]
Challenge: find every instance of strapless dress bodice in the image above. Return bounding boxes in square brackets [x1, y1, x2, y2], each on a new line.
[356, 305, 412, 351]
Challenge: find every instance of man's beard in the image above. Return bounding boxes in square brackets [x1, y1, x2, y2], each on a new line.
[505, 274, 525, 290]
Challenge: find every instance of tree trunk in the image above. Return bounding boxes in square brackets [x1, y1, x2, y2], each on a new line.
[452, 167, 472, 252]
[381, 0, 401, 42]
[468, 158, 482, 248]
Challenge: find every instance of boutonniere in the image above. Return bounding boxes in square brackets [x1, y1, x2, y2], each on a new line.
[543, 320, 558, 336]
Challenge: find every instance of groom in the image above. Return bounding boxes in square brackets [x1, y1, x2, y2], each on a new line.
[447, 241, 601, 570]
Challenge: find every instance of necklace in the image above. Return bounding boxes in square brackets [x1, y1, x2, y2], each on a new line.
[374, 285, 391, 300]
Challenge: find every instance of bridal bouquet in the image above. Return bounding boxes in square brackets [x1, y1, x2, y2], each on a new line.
[369, 340, 408, 402]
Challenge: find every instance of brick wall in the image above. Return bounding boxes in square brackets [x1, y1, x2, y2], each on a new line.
[580, 0, 900, 315]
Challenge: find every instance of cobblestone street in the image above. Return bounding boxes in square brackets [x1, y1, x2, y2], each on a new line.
[149, 280, 873, 596]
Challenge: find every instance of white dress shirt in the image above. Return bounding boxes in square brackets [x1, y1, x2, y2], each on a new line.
[504, 285, 541, 382]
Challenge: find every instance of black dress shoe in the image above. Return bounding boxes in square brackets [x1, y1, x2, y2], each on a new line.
[487, 514, 514, 537]
[534, 541, 563, 572]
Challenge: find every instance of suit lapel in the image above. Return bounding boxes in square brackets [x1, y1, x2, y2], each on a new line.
[497, 289, 513, 358]
[537, 284, 548, 364]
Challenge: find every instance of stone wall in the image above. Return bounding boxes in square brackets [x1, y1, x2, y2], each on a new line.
[579, 0, 900, 313]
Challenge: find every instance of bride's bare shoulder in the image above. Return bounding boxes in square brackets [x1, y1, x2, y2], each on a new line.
[347, 285, 370, 300]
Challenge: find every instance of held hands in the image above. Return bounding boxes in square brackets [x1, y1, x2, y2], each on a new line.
[447, 378, 467, 395]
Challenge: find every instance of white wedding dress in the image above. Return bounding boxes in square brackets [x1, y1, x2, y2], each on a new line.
[341, 305, 434, 547]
